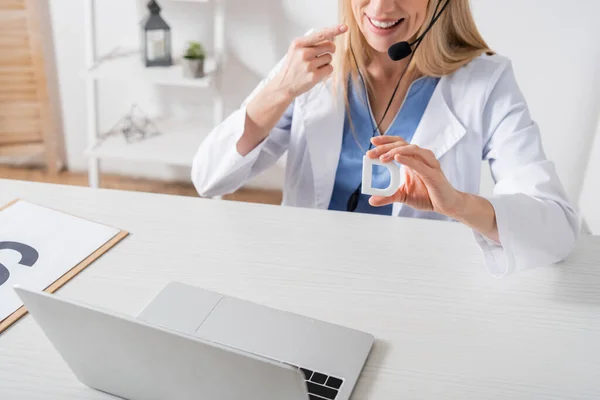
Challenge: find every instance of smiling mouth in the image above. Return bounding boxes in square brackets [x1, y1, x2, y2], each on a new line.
[367, 16, 404, 30]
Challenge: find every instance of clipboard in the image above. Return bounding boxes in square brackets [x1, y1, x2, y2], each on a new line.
[0, 199, 129, 334]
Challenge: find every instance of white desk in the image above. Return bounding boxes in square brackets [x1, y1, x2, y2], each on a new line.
[1, 179, 599, 399]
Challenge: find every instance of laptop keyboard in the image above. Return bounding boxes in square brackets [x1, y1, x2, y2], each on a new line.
[292, 366, 344, 400]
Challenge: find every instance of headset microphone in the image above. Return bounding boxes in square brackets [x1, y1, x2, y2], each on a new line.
[387, 0, 451, 62]
[388, 41, 413, 62]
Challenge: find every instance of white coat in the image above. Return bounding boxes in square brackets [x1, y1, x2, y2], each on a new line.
[191, 53, 579, 278]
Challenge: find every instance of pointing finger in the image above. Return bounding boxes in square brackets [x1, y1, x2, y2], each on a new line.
[297, 24, 348, 47]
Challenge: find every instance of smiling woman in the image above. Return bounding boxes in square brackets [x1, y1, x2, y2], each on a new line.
[335, 0, 492, 98]
[352, 0, 435, 50]
[191, 0, 579, 277]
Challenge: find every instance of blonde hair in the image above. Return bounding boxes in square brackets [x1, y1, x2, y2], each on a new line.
[333, 0, 494, 99]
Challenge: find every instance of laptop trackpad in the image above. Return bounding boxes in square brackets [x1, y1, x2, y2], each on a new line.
[195, 297, 312, 364]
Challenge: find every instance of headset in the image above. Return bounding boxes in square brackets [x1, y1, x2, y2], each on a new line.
[346, 0, 451, 212]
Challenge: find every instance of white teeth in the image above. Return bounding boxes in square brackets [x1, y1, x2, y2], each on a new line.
[369, 18, 401, 29]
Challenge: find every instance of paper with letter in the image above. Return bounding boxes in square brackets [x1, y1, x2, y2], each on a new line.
[0, 201, 120, 323]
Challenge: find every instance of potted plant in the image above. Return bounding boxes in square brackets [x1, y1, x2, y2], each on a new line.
[182, 41, 205, 79]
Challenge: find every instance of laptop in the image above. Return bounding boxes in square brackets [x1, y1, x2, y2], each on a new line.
[14, 282, 374, 400]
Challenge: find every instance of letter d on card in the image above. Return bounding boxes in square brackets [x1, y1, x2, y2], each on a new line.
[361, 156, 400, 197]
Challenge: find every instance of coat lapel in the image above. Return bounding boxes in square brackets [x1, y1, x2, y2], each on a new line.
[410, 78, 467, 159]
[393, 77, 467, 216]
[301, 80, 346, 209]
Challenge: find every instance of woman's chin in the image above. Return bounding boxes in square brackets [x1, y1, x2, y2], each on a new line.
[364, 37, 398, 55]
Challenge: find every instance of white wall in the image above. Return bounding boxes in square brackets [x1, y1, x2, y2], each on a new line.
[579, 116, 600, 234]
[472, 0, 600, 204]
[48, 0, 600, 202]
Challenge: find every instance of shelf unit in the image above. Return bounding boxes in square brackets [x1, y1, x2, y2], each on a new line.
[83, 51, 219, 89]
[89, 117, 212, 166]
[82, 0, 225, 188]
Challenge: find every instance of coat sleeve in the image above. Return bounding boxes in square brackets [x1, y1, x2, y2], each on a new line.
[191, 57, 292, 198]
[475, 60, 580, 277]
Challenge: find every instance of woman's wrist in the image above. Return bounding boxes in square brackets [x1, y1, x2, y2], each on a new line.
[447, 191, 500, 243]
[247, 76, 294, 120]
[270, 71, 298, 104]
[265, 73, 297, 106]
[239, 77, 295, 156]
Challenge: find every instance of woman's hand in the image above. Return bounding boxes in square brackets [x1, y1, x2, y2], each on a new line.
[240, 24, 347, 156]
[274, 24, 348, 99]
[366, 136, 463, 216]
[366, 135, 500, 243]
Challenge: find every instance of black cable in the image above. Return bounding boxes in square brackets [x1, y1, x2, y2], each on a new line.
[346, 46, 417, 212]
[373, 0, 448, 135]
[408, 0, 448, 46]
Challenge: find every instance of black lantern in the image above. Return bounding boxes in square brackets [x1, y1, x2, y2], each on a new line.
[141, 0, 172, 67]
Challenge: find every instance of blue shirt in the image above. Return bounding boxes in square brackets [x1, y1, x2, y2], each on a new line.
[328, 76, 439, 214]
